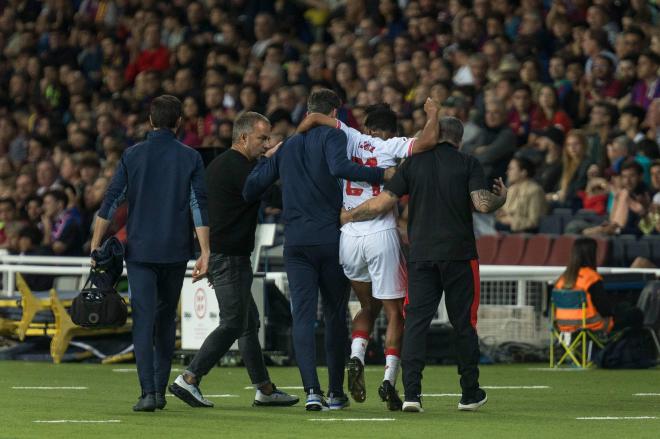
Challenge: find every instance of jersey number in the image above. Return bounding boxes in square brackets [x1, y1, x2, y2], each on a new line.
[346, 157, 380, 197]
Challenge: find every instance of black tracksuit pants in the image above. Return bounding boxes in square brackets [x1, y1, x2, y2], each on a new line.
[402, 259, 481, 402]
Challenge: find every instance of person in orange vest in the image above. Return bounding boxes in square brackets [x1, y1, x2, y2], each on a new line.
[554, 237, 614, 333]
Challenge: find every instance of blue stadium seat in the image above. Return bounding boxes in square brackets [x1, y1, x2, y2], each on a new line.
[539, 215, 563, 234]
[624, 240, 651, 266]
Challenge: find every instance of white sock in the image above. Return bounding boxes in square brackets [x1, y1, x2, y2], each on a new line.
[384, 353, 400, 385]
[350, 336, 368, 364]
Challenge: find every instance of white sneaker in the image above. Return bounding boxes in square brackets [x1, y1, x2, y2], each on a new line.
[305, 392, 329, 411]
[402, 401, 424, 413]
[254, 385, 300, 407]
[168, 375, 214, 408]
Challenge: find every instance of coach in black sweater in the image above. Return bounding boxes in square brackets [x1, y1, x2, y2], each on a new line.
[168, 111, 298, 409]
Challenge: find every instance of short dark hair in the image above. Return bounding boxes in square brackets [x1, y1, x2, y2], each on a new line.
[638, 140, 660, 160]
[307, 89, 341, 115]
[364, 105, 398, 133]
[621, 105, 646, 122]
[0, 197, 16, 209]
[18, 225, 42, 244]
[640, 50, 660, 66]
[44, 189, 68, 206]
[150, 95, 182, 129]
[620, 159, 644, 176]
[513, 156, 536, 178]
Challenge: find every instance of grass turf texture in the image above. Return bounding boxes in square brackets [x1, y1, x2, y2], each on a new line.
[0, 362, 658, 439]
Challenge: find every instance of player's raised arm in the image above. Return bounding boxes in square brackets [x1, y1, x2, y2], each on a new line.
[409, 98, 440, 154]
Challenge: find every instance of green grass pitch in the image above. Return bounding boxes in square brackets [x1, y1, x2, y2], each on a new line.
[0, 362, 658, 439]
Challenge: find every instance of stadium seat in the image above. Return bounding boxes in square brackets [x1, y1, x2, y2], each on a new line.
[493, 234, 527, 265]
[594, 238, 609, 267]
[520, 234, 553, 265]
[552, 208, 573, 216]
[624, 240, 651, 266]
[641, 235, 660, 265]
[549, 289, 607, 368]
[546, 235, 577, 266]
[539, 215, 564, 234]
[476, 235, 500, 264]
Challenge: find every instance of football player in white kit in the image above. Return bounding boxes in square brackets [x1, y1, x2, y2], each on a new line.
[297, 98, 439, 410]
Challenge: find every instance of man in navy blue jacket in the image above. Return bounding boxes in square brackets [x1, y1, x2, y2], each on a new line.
[91, 95, 210, 412]
[243, 89, 393, 411]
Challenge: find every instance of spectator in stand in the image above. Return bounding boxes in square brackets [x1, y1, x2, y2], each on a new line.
[0, 198, 20, 249]
[583, 160, 650, 237]
[508, 83, 536, 145]
[522, 126, 565, 194]
[180, 96, 204, 148]
[585, 101, 618, 168]
[605, 136, 634, 178]
[531, 85, 572, 134]
[578, 54, 622, 120]
[125, 22, 170, 84]
[495, 157, 546, 233]
[40, 189, 83, 256]
[619, 105, 647, 144]
[463, 98, 517, 182]
[548, 130, 592, 208]
[629, 51, 660, 110]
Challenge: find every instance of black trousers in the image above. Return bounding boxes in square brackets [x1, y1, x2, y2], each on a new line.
[186, 254, 270, 387]
[402, 259, 481, 402]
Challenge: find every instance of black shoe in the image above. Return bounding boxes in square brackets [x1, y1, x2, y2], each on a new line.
[458, 388, 487, 411]
[305, 390, 329, 411]
[133, 393, 156, 412]
[347, 357, 366, 403]
[155, 392, 166, 410]
[378, 380, 403, 411]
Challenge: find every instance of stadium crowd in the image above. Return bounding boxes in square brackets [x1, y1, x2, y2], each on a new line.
[0, 0, 659, 261]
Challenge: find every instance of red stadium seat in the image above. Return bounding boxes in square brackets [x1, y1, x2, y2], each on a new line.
[476, 235, 500, 264]
[493, 234, 528, 265]
[520, 234, 553, 266]
[546, 235, 577, 266]
[594, 237, 609, 267]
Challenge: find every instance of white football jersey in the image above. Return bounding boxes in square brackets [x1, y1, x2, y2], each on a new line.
[337, 120, 415, 236]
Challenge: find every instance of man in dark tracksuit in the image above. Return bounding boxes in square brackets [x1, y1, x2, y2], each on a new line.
[168, 111, 298, 408]
[92, 95, 210, 412]
[341, 117, 508, 413]
[243, 89, 389, 411]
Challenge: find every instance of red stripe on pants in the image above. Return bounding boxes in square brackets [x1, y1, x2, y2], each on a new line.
[469, 259, 480, 328]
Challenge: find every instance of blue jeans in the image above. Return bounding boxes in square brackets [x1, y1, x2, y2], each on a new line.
[127, 261, 187, 395]
[284, 243, 349, 395]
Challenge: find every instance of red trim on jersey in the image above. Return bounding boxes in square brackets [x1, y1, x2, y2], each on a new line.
[351, 330, 370, 340]
[469, 259, 480, 328]
[336, 119, 341, 129]
[384, 348, 400, 357]
[407, 138, 416, 157]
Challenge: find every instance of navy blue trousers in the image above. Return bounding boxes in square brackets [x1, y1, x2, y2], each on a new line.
[284, 243, 349, 395]
[127, 261, 187, 395]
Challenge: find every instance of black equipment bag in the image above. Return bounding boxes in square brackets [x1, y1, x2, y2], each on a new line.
[70, 275, 128, 328]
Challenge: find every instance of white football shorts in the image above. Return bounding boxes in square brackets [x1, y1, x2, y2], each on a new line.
[339, 228, 407, 300]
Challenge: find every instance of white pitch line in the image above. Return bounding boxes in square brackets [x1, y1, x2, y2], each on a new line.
[576, 416, 657, 420]
[423, 393, 462, 397]
[243, 386, 304, 390]
[33, 420, 121, 424]
[634, 393, 660, 396]
[167, 393, 238, 398]
[13, 386, 88, 390]
[527, 367, 587, 372]
[308, 418, 395, 422]
[112, 368, 182, 373]
[482, 386, 550, 389]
